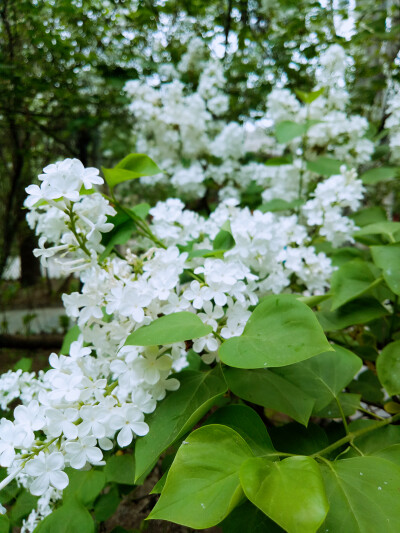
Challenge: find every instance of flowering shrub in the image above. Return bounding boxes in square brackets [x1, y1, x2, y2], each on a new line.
[1, 147, 400, 533]
[125, 43, 373, 205]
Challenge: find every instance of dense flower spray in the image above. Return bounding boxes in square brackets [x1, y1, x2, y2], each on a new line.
[0, 45, 368, 531]
[125, 42, 372, 203]
[0, 149, 365, 531]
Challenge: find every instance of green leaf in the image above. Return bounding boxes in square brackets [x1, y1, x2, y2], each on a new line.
[0, 515, 9, 533]
[360, 166, 399, 185]
[320, 456, 400, 532]
[102, 154, 162, 188]
[377, 341, 400, 396]
[135, 367, 227, 481]
[187, 248, 225, 259]
[33, 500, 95, 533]
[349, 420, 400, 458]
[104, 454, 135, 485]
[275, 121, 307, 143]
[219, 294, 332, 369]
[213, 220, 235, 251]
[0, 470, 18, 504]
[240, 456, 328, 533]
[63, 468, 105, 506]
[148, 425, 253, 528]
[355, 222, 400, 242]
[317, 297, 388, 331]
[330, 260, 382, 310]
[351, 206, 387, 228]
[371, 244, 400, 295]
[13, 357, 32, 372]
[224, 368, 315, 426]
[206, 404, 275, 456]
[265, 155, 293, 166]
[221, 500, 284, 532]
[99, 219, 135, 261]
[258, 198, 302, 213]
[313, 392, 361, 418]
[60, 325, 81, 355]
[10, 490, 38, 525]
[272, 345, 362, 413]
[131, 202, 151, 220]
[268, 423, 329, 456]
[297, 293, 331, 307]
[295, 87, 325, 104]
[115, 153, 161, 173]
[93, 486, 120, 522]
[306, 156, 342, 176]
[150, 471, 168, 494]
[125, 312, 212, 346]
[347, 369, 384, 404]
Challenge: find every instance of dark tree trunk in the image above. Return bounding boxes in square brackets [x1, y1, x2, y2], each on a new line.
[19, 222, 41, 287]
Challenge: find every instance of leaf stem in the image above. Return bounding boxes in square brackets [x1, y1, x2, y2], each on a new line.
[311, 412, 400, 458]
[335, 395, 349, 435]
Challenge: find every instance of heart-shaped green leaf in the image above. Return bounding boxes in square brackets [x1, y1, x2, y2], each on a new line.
[135, 367, 227, 481]
[224, 368, 315, 425]
[306, 156, 342, 176]
[272, 344, 362, 413]
[330, 260, 382, 310]
[102, 153, 162, 188]
[377, 341, 400, 396]
[205, 404, 275, 456]
[148, 425, 253, 528]
[219, 294, 332, 369]
[240, 456, 328, 533]
[320, 456, 400, 532]
[371, 244, 400, 295]
[125, 312, 212, 346]
[360, 166, 399, 185]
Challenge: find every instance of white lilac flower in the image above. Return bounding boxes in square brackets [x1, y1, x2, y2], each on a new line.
[45, 408, 79, 440]
[25, 452, 69, 496]
[64, 436, 103, 469]
[0, 419, 26, 467]
[14, 400, 45, 447]
[109, 406, 149, 447]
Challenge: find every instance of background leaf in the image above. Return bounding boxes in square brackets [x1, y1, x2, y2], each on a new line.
[272, 345, 362, 413]
[371, 244, 400, 295]
[376, 341, 400, 396]
[33, 500, 95, 533]
[102, 154, 162, 188]
[104, 454, 135, 485]
[224, 368, 315, 425]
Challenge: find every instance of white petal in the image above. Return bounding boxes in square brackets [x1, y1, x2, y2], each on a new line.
[25, 457, 44, 477]
[131, 422, 149, 437]
[47, 452, 64, 471]
[98, 437, 113, 451]
[69, 450, 87, 469]
[30, 474, 50, 496]
[49, 470, 69, 491]
[117, 426, 133, 447]
[0, 447, 15, 468]
[86, 447, 103, 464]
